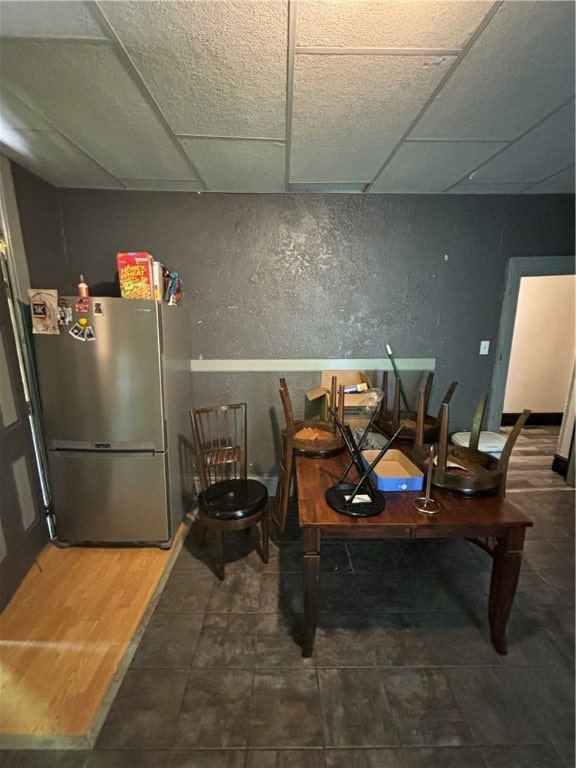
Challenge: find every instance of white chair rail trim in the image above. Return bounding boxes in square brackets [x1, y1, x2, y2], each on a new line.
[189, 358, 436, 373]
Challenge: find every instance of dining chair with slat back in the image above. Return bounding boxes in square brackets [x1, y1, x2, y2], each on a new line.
[190, 403, 269, 580]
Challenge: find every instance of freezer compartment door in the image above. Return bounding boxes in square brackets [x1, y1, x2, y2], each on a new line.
[48, 451, 171, 544]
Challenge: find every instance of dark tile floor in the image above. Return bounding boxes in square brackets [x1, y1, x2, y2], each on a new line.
[1, 427, 574, 768]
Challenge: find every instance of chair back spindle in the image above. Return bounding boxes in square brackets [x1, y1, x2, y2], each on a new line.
[191, 403, 247, 491]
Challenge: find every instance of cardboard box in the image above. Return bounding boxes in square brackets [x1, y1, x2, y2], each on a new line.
[361, 449, 424, 492]
[117, 252, 154, 300]
[306, 370, 372, 420]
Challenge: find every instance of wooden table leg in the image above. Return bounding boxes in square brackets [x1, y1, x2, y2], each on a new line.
[488, 528, 526, 654]
[302, 528, 321, 657]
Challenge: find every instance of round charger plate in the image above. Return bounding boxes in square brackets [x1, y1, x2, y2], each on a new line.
[325, 483, 385, 517]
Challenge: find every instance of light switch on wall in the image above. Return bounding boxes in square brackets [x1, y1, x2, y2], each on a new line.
[480, 340, 490, 355]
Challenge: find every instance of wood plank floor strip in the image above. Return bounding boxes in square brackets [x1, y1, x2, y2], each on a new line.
[0, 519, 190, 748]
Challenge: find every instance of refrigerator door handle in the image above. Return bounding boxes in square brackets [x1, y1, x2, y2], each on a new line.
[51, 440, 159, 452]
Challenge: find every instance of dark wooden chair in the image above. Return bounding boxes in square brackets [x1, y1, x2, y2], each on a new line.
[413, 393, 531, 496]
[378, 370, 457, 442]
[274, 377, 344, 532]
[190, 403, 269, 580]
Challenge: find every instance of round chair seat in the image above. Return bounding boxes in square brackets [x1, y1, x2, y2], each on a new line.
[200, 479, 268, 520]
[451, 430, 506, 458]
[287, 421, 344, 457]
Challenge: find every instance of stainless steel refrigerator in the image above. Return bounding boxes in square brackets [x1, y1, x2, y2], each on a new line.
[32, 297, 192, 547]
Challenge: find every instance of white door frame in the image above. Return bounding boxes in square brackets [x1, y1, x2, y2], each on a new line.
[487, 255, 576, 431]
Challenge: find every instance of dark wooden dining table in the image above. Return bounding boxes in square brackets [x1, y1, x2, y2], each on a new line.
[296, 452, 533, 658]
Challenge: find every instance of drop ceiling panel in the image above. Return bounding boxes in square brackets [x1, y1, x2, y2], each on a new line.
[0, 39, 196, 180]
[0, 86, 121, 187]
[179, 138, 285, 192]
[369, 140, 508, 193]
[525, 167, 575, 194]
[117, 179, 205, 192]
[0, 127, 122, 188]
[100, 0, 287, 138]
[412, 1, 576, 141]
[448, 182, 530, 194]
[1, 88, 53, 131]
[0, 0, 106, 39]
[296, 0, 493, 49]
[464, 101, 575, 185]
[289, 182, 366, 193]
[291, 54, 455, 182]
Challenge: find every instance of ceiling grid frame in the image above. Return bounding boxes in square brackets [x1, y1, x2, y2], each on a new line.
[93, 0, 207, 190]
[365, 0, 506, 193]
[0, 0, 572, 194]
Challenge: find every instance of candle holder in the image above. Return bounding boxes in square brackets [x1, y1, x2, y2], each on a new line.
[413, 445, 441, 515]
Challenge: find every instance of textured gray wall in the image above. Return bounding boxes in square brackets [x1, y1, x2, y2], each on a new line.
[11, 165, 68, 289]
[12, 164, 575, 479]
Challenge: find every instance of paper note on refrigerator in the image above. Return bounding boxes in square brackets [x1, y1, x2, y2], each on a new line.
[28, 289, 60, 334]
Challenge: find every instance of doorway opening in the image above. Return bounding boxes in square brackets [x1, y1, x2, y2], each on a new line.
[488, 256, 575, 482]
[501, 272, 575, 426]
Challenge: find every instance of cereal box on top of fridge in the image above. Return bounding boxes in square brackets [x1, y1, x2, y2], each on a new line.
[116, 252, 154, 300]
